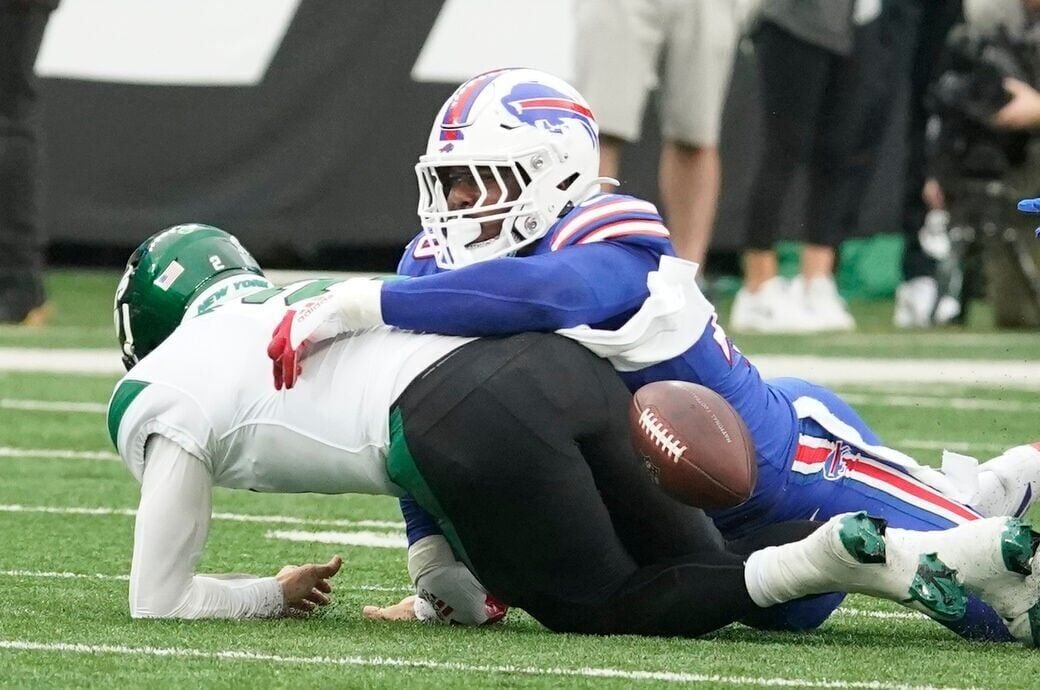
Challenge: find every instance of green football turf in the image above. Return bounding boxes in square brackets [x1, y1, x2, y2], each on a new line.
[1, 271, 1039, 688]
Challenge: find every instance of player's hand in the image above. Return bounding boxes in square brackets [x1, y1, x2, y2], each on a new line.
[362, 595, 419, 622]
[275, 555, 342, 615]
[922, 178, 945, 211]
[267, 280, 385, 390]
[268, 310, 304, 390]
[267, 293, 344, 390]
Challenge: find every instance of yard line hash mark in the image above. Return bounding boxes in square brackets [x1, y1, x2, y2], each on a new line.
[0, 640, 989, 690]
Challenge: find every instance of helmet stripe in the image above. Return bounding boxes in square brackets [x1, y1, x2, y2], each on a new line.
[440, 69, 509, 140]
[511, 97, 594, 120]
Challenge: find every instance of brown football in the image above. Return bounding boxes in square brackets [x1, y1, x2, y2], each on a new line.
[629, 380, 756, 509]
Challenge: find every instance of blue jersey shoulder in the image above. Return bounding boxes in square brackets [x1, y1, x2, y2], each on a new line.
[537, 192, 669, 254]
[398, 232, 442, 277]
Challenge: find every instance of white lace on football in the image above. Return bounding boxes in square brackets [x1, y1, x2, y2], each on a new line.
[638, 407, 688, 463]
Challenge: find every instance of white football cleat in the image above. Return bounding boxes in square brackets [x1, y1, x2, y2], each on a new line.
[887, 517, 1040, 646]
[782, 512, 966, 620]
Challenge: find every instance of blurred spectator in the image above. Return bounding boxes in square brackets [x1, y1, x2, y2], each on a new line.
[897, 0, 1040, 328]
[0, 0, 57, 325]
[731, 0, 923, 333]
[572, 0, 747, 266]
[892, 1, 964, 329]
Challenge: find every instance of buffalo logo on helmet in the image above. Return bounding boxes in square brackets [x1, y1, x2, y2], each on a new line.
[501, 82, 597, 145]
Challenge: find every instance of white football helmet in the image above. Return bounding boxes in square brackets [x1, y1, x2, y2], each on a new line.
[415, 68, 610, 269]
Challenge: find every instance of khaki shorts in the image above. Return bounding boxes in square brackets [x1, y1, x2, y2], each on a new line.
[573, 0, 742, 146]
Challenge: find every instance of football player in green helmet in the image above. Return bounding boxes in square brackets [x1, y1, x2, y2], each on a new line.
[113, 224, 273, 370]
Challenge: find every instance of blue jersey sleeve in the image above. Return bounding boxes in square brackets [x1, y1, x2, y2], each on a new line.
[381, 240, 663, 335]
[397, 232, 441, 277]
[400, 494, 442, 546]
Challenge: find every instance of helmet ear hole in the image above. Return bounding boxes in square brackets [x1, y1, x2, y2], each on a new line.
[557, 172, 579, 191]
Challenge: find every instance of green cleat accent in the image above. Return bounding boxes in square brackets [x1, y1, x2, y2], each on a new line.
[1000, 519, 1036, 576]
[837, 512, 887, 565]
[907, 553, 967, 622]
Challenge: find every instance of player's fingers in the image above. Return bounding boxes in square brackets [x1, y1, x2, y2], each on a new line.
[291, 598, 316, 613]
[315, 555, 343, 578]
[362, 604, 384, 620]
[305, 588, 330, 606]
[272, 356, 284, 390]
[283, 348, 298, 390]
[315, 578, 332, 593]
[266, 333, 285, 361]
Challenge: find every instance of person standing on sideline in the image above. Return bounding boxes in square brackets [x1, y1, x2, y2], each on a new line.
[732, 0, 919, 333]
[572, 0, 745, 266]
[0, 0, 57, 325]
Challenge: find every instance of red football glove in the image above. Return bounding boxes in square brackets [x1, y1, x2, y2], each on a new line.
[268, 310, 304, 390]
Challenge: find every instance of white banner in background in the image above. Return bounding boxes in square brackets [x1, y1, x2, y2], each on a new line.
[411, 0, 575, 84]
[35, 0, 301, 86]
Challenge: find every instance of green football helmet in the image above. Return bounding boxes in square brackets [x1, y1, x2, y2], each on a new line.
[114, 224, 271, 370]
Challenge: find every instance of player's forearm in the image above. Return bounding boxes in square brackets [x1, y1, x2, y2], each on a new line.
[131, 435, 286, 619]
[382, 244, 655, 335]
[408, 535, 506, 625]
[131, 575, 284, 619]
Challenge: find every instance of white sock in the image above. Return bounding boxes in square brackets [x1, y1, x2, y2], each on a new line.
[743, 536, 853, 607]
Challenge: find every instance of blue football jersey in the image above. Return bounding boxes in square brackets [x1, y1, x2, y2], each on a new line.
[387, 192, 799, 486]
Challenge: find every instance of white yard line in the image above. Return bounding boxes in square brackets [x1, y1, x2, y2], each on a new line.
[0, 504, 404, 531]
[0, 639, 987, 690]
[0, 569, 128, 581]
[1, 346, 1038, 388]
[838, 393, 1034, 413]
[0, 398, 107, 414]
[0, 447, 119, 461]
[753, 356, 1040, 389]
[266, 529, 407, 549]
[0, 348, 123, 375]
[894, 440, 1008, 455]
[833, 608, 923, 622]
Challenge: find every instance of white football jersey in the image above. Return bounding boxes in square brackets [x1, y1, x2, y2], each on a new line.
[108, 279, 475, 496]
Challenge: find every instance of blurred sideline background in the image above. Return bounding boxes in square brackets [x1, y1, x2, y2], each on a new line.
[35, 0, 906, 295]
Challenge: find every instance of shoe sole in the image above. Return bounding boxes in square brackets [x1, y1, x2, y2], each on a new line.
[908, 553, 968, 622]
[837, 511, 966, 622]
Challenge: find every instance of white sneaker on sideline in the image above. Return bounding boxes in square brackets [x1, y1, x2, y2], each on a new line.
[730, 277, 816, 333]
[798, 275, 855, 332]
[894, 277, 939, 328]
